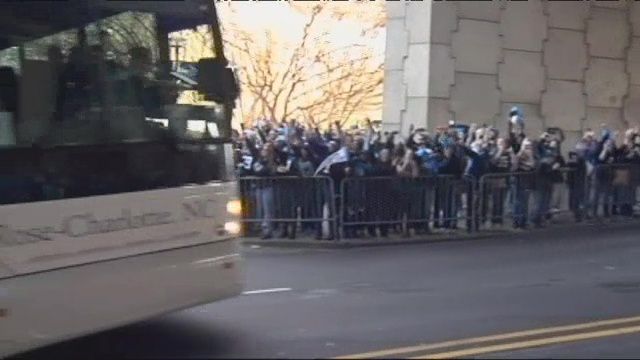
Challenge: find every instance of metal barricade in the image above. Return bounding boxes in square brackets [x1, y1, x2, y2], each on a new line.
[339, 175, 477, 238]
[478, 171, 536, 229]
[478, 172, 509, 229]
[479, 168, 579, 229]
[339, 176, 432, 238]
[433, 175, 477, 232]
[238, 164, 640, 241]
[238, 176, 337, 239]
[588, 163, 640, 218]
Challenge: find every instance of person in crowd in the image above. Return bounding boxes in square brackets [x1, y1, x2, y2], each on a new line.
[507, 108, 526, 153]
[488, 137, 513, 225]
[566, 150, 587, 222]
[437, 142, 464, 229]
[252, 143, 278, 239]
[462, 134, 491, 231]
[593, 134, 616, 218]
[546, 139, 566, 221]
[512, 138, 537, 229]
[394, 142, 421, 235]
[372, 148, 397, 236]
[532, 133, 557, 227]
[295, 147, 317, 177]
[611, 129, 640, 217]
[575, 129, 601, 219]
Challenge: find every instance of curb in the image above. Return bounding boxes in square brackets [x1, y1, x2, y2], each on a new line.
[243, 231, 507, 249]
[241, 219, 640, 249]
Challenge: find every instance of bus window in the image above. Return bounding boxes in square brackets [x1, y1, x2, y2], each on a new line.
[0, 47, 20, 75]
[168, 25, 218, 106]
[23, 30, 78, 61]
[86, 11, 160, 67]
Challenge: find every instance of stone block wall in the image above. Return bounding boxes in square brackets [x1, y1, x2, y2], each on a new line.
[383, 0, 640, 145]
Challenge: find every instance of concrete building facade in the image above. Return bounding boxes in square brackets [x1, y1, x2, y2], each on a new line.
[382, 0, 640, 147]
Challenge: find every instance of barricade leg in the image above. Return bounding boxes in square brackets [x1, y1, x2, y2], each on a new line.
[612, 185, 621, 217]
[605, 184, 613, 218]
[469, 179, 485, 232]
[443, 181, 454, 229]
[410, 182, 427, 234]
[314, 182, 327, 239]
[593, 180, 612, 218]
[480, 184, 489, 228]
[587, 174, 598, 219]
[511, 180, 520, 227]
[379, 178, 398, 237]
[433, 188, 442, 229]
[424, 182, 435, 233]
[255, 187, 265, 232]
[401, 184, 410, 236]
[365, 181, 377, 237]
[533, 181, 552, 227]
[491, 187, 507, 225]
[512, 179, 530, 228]
[625, 185, 637, 217]
[465, 182, 475, 232]
[568, 177, 585, 222]
[343, 182, 357, 239]
[621, 187, 634, 217]
[550, 182, 564, 216]
[522, 189, 531, 227]
[323, 200, 334, 240]
[455, 190, 462, 229]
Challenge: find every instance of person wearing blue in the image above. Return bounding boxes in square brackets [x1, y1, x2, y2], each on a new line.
[438, 142, 464, 229]
[593, 133, 616, 218]
[575, 129, 608, 219]
[533, 133, 557, 227]
[462, 139, 491, 231]
[412, 132, 439, 234]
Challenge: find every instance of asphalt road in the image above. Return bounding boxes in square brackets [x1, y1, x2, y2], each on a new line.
[14, 223, 640, 359]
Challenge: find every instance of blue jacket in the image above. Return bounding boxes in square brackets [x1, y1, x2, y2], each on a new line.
[575, 140, 601, 166]
[463, 146, 490, 179]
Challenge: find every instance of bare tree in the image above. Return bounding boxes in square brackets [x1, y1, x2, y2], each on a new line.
[216, 1, 385, 128]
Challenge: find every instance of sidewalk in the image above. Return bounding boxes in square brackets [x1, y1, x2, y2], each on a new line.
[241, 216, 640, 249]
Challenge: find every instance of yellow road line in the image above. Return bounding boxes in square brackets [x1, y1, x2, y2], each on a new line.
[410, 324, 640, 359]
[334, 315, 640, 359]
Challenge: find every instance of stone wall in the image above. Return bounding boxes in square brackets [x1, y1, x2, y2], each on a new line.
[383, 0, 640, 145]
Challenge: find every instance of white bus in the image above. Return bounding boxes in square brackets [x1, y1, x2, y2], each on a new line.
[0, 0, 243, 357]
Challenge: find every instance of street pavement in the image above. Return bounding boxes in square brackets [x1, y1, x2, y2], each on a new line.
[13, 223, 640, 359]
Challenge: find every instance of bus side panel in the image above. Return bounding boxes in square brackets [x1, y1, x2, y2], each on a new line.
[0, 181, 238, 277]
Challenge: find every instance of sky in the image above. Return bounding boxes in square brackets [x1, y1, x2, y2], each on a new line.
[215, 2, 387, 126]
[217, 2, 386, 54]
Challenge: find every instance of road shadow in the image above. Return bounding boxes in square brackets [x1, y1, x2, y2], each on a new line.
[12, 313, 242, 360]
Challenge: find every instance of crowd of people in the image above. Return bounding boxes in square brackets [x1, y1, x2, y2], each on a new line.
[233, 107, 640, 239]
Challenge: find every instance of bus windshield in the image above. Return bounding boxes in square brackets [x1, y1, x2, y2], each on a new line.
[0, 1, 239, 205]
